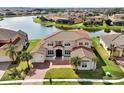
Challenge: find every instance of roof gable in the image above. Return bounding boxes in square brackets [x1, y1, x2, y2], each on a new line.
[0, 28, 19, 42]
[71, 46, 96, 59]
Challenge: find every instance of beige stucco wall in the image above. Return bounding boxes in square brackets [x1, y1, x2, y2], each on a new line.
[77, 57, 96, 70]
[32, 53, 46, 63]
[113, 47, 123, 57]
[76, 38, 91, 48]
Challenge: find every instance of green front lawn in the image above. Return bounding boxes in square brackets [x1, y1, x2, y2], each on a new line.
[1, 39, 40, 81]
[45, 68, 78, 79]
[44, 67, 105, 79]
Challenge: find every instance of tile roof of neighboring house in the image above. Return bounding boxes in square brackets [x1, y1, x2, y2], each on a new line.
[0, 28, 28, 51]
[112, 19, 124, 22]
[0, 28, 19, 43]
[100, 33, 124, 48]
[15, 32, 28, 51]
[101, 34, 118, 47]
[31, 40, 47, 55]
[44, 29, 90, 41]
[71, 46, 96, 59]
[0, 55, 12, 62]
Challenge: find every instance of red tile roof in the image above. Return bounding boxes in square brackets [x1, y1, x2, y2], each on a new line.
[71, 46, 96, 59]
[44, 29, 89, 41]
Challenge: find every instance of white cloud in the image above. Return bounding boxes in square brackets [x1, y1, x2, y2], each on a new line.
[0, 0, 123, 7]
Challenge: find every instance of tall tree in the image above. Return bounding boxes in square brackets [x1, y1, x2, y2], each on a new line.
[108, 44, 116, 60]
[70, 56, 81, 73]
[9, 67, 24, 79]
[5, 44, 17, 64]
[19, 51, 32, 70]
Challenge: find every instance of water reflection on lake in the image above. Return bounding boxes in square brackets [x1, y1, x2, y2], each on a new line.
[0, 16, 118, 39]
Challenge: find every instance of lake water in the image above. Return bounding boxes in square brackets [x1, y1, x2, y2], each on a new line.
[0, 16, 117, 39]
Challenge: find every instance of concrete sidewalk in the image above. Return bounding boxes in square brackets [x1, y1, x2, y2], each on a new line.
[1, 78, 124, 85]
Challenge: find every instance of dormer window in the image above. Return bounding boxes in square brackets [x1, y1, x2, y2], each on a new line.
[79, 42, 83, 46]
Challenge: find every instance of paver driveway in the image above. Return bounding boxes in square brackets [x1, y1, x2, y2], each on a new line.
[23, 60, 72, 85]
[0, 62, 11, 79]
[23, 62, 50, 85]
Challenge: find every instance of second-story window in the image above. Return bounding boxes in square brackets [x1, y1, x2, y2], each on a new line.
[85, 42, 89, 46]
[65, 43, 70, 46]
[48, 42, 53, 46]
[79, 42, 83, 46]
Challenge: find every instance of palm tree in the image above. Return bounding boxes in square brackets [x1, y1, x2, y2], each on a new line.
[9, 67, 24, 79]
[70, 56, 81, 73]
[5, 44, 17, 64]
[108, 44, 116, 60]
[19, 51, 32, 70]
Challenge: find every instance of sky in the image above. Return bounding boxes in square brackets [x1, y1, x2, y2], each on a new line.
[0, 0, 124, 7]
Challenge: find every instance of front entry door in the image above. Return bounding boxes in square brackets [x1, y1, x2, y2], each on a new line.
[56, 49, 62, 57]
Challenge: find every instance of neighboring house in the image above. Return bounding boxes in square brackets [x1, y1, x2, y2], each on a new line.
[84, 16, 103, 26]
[55, 18, 74, 24]
[112, 19, 124, 26]
[31, 29, 96, 70]
[40, 16, 54, 22]
[100, 29, 124, 57]
[0, 28, 28, 51]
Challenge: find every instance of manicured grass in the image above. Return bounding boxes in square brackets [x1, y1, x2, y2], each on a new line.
[92, 37, 124, 80]
[27, 39, 41, 52]
[34, 18, 124, 32]
[44, 67, 104, 79]
[45, 68, 78, 79]
[1, 61, 32, 80]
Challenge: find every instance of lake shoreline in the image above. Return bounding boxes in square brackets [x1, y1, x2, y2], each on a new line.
[0, 16, 119, 40]
[33, 17, 124, 33]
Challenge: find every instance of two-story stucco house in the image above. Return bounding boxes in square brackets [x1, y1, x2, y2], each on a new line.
[100, 29, 124, 57]
[31, 29, 96, 70]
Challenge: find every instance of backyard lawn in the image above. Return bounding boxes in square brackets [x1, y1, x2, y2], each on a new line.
[27, 39, 40, 52]
[1, 39, 40, 81]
